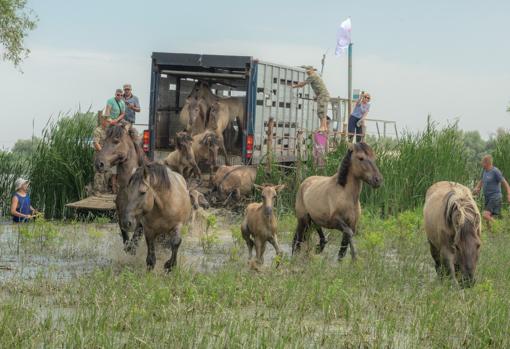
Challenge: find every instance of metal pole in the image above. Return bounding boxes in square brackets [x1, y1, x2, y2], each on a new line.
[344, 43, 353, 139]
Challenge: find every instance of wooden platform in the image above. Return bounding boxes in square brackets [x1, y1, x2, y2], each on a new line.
[66, 194, 116, 211]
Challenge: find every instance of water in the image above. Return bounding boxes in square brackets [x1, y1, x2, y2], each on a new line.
[0, 209, 294, 283]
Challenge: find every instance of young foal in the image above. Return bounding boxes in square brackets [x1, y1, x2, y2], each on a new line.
[163, 131, 201, 180]
[424, 181, 481, 287]
[293, 142, 383, 260]
[241, 184, 285, 267]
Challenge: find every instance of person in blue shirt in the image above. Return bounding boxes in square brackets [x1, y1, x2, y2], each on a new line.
[473, 155, 510, 222]
[348, 92, 371, 143]
[10, 178, 37, 223]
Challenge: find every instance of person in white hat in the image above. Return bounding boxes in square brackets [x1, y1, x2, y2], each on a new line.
[10, 178, 37, 223]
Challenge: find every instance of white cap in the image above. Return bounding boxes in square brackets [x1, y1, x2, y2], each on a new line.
[15, 178, 29, 190]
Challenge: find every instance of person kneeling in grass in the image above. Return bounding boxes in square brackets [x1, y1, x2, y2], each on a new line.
[10, 178, 37, 223]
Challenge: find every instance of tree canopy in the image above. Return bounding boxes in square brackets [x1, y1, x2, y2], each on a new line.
[0, 0, 37, 67]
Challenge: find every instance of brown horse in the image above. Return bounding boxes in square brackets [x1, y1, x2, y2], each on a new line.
[120, 162, 192, 271]
[192, 130, 220, 182]
[206, 101, 231, 165]
[163, 131, 201, 180]
[95, 123, 146, 253]
[424, 181, 481, 287]
[241, 184, 285, 268]
[211, 165, 257, 203]
[293, 143, 383, 260]
[179, 96, 208, 135]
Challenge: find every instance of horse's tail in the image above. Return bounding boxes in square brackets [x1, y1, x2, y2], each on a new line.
[444, 190, 469, 240]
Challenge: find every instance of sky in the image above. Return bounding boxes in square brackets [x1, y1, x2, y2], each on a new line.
[1, 0, 509, 148]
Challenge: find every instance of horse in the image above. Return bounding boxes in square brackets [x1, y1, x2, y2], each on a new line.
[120, 162, 192, 272]
[292, 142, 383, 260]
[186, 81, 245, 130]
[162, 131, 201, 180]
[241, 184, 285, 269]
[423, 181, 481, 287]
[206, 101, 231, 165]
[192, 130, 220, 183]
[210, 165, 257, 204]
[179, 96, 208, 135]
[95, 123, 147, 254]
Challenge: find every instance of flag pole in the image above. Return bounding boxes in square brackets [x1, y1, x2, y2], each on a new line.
[345, 43, 353, 138]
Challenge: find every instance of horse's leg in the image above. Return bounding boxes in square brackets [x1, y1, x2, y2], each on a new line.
[124, 223, 143, 255]
[254, 238, 266, 266]
[428, 240, 441, 276]
[145, 233, 156, 271]
[292, 217, 308, 254]
[219, 136, 230, 166]
[164, 226, 182, 273]
[335, 218, 356, 261]
[241, 222, 254, 260]
[268, 235, 283, 267]
[315, 226, 328, 253]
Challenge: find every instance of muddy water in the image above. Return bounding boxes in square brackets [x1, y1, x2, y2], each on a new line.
[0, 209, 293, 282]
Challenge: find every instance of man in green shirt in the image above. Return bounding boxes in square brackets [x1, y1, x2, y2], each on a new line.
[292, 66, 330, 132]
[104, 89, 126, 125]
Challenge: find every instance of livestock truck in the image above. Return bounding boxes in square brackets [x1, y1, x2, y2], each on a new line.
[144, 52, 345, 164]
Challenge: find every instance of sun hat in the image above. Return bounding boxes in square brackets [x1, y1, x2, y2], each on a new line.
[300, 65, 317, 71]
[15, 178, 29, 190]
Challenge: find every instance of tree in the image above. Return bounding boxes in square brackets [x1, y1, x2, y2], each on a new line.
[11, 137, 40, 158]
[0, 0, 37, 67]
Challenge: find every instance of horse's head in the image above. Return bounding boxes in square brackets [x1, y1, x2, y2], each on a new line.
[189, 189, 209, 210]
[207, 102, 221, 130]
[120, 163, 169, 232]
[187, 97, 206, 128]
[95, 123, 132, 172]
[347, 142, 383, 188]
[175, 131, 194, 161]
[454, 219, 481, 287]
[200, 132, 220, 166]
[254, 184, 285, 217]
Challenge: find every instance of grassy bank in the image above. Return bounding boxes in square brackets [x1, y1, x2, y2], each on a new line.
[2, 211, 509, 348]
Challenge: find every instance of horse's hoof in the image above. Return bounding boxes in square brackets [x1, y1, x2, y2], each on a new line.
[124, 242, 137, 255]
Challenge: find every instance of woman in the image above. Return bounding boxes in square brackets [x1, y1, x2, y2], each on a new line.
[348, 92, 371, 143]
[10, 178, 36, 223]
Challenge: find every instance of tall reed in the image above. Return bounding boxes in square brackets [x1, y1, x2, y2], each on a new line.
[30, 111, 96, 218]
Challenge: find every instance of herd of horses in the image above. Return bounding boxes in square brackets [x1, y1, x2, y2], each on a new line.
[94, 81, 482, 288]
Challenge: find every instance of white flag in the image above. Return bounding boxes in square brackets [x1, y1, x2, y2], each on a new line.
[335, 17, 352, 56]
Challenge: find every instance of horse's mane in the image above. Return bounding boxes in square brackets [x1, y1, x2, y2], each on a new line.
[337, 142, 374, 187]
[444, 188, 480, 242]
[129, 162, 171, 191]
[105, 124, 125, 139]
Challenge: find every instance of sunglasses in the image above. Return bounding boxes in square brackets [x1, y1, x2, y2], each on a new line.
[124, 88, 131, 91]
[364, 96, 371, 100]
[116, 94, 122, 96]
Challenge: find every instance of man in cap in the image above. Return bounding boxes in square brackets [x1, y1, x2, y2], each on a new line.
[122, 83, 141, 126]
[292, 65, 330, 132]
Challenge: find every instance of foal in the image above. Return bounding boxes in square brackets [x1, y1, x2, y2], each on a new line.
[241, 184, 285, 268]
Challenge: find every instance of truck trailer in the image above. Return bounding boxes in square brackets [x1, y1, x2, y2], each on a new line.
[145, 52, 323, 164]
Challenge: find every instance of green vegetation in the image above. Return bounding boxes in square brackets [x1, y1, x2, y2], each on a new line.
[0, 0, 38, 67]
[1, 211, 509, 347]
[30, 111, 96, 218]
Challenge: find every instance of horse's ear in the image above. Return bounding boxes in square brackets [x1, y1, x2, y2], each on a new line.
[347, 142, 354, 151]
[143, 165, 150, 181]
[274, 184, 286, 192]
[254, 184, 263, 191]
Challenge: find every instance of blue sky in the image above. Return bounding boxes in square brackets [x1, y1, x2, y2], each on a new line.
[1, 0, 509, 148]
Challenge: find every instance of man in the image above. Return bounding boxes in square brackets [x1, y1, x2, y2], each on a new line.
[473, 155, 510, 222]
[122, 83, 141, 125]
[292, 66, 330, 132]
[348, 92, 371, 143]
[104, 89, 126, 125]
[92, 113, 115, 194]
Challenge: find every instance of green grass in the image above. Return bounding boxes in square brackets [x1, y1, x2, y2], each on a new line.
[1, 210, 510, 348]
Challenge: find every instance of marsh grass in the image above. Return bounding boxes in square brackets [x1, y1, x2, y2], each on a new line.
[1, 211, 510, 348]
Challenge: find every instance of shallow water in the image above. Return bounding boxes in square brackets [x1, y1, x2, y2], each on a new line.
[0, 209, 293, 282]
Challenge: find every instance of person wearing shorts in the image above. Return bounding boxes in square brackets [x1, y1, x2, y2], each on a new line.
[473, 155, 510, 222]
[292, 66, 330, 132]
